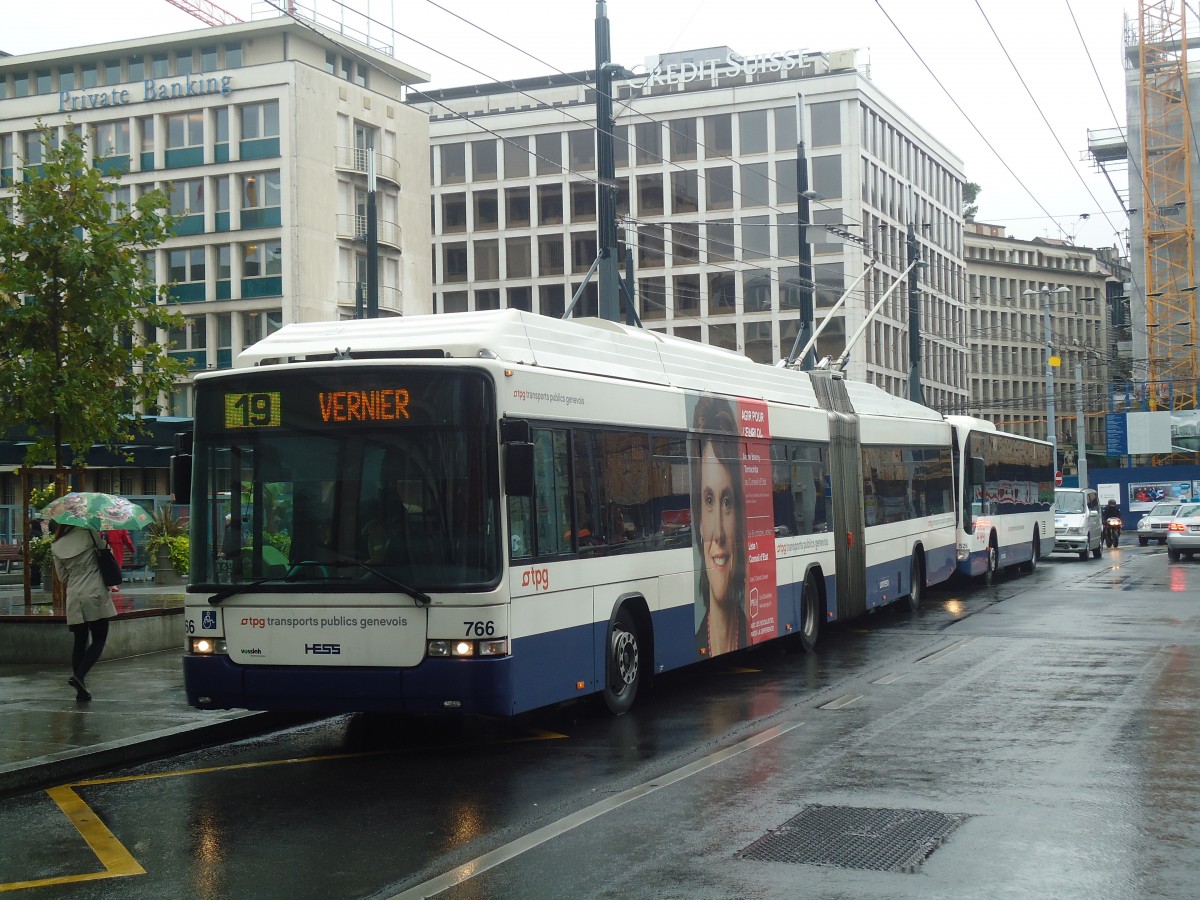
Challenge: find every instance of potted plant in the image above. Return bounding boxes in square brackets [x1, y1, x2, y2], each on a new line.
[146, 504, 189, 584]
[29, 534, 54, 592]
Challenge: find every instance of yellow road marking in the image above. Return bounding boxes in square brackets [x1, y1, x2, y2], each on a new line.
[0, 728, 567, 892]
[722, 666, 761, 673]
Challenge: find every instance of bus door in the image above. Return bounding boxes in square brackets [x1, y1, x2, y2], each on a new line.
[827, 410, 866, 618]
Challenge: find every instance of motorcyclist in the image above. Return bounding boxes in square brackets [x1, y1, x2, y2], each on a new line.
[1103, 499, 1122, 546]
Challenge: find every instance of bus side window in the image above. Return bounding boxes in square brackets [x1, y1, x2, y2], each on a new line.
[531, 428, 571, 557]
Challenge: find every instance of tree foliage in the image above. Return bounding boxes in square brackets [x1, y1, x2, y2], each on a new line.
[0, 122, 187, 471]
[963, 181, 981, 221]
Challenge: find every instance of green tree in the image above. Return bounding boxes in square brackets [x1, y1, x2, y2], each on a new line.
[0, 121, 187, 476]
[963, 181, 981, 221]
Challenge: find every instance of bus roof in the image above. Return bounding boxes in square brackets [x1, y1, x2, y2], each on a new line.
[227, 310, 944, 423]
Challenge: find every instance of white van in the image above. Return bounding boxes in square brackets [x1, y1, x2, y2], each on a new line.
[1053, 488, 1103, 559]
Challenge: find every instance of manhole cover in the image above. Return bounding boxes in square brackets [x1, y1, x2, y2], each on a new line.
[737, 804, 970, 873]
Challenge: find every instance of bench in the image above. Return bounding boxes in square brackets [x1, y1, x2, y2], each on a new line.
[0, 544, 22, 573]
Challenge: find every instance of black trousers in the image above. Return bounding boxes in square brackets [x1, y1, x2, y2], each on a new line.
[70, 619, 110, 680]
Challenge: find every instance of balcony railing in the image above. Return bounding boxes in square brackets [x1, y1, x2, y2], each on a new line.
[334, 146, 401, 186]
[335, 280, 404, 314]
[334, 213, 402, 249]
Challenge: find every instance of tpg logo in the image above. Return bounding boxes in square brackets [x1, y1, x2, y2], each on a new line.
[305, 643, 341, 655]
[241, 617, 266, 629]
[521, 567, 550, 591]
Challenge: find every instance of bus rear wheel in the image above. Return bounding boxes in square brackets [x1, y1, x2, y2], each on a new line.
[798, 570, 821, 652]
[603, 607, 641, 715]
[906, 551, 924, 612]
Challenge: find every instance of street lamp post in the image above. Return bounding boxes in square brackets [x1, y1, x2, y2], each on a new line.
[1024, 285, 1071, 474]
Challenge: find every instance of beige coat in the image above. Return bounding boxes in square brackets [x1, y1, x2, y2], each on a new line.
[52, 528, 117, 626]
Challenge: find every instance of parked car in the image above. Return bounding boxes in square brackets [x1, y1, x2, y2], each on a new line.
[1053, 488, 1103, 560]
[1166, 503, 1200, 561]
[1137, 501, 1182, 546]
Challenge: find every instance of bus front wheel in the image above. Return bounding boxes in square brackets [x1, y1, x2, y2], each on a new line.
[905, 551, 924, 612]
[603, 607, 641, 715]
[981, 538, 999, 586]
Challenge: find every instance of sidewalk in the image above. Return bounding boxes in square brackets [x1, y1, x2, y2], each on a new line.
[0, 582, 283, 796]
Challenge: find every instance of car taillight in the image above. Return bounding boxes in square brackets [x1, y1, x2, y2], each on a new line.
[1169, 521, 1187, 532]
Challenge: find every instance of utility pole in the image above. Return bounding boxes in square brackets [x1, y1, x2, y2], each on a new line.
[366, 148, 379, 318]
[795, 94, 815, 370]
[595, 0, 620, 321]
[906, 185, 922, 404]
[1075, 360, 1089, 490]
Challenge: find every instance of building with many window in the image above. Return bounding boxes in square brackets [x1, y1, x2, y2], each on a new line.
[419, 46, 970, 409]
[0, 14, 432, 540]
[962, 221, 1125, 472]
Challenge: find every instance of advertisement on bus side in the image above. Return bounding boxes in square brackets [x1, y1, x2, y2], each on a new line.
[689, 394, 778, 659]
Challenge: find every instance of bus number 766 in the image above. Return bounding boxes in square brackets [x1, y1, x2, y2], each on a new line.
[464, 621, 496, 637]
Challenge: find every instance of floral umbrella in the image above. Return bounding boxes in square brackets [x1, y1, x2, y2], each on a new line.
[39, 492, 154, 532]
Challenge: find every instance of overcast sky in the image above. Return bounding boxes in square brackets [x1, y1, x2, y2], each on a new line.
[3, 0, 1135, 251]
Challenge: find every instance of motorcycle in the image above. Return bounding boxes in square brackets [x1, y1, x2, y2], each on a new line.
[1103, 515, 1123, 548]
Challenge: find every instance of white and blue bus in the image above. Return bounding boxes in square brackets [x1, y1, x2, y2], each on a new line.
[181, 310, 960, 716]
[946, 415, 1054, 583]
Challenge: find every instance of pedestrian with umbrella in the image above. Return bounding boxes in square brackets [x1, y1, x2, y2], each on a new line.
[41, 492, 153, 702]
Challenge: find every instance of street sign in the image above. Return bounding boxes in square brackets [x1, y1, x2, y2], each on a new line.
[1055, 471, 1063, 486]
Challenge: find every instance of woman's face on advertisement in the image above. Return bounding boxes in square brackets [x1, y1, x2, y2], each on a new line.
[700, 440, 736, 602]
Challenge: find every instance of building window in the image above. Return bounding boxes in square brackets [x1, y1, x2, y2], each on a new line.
[442, 193, 467, 233]
[744, 271, 772, 312]
[151, 54, 169, 79]
[201, 46, 218, 72]
[742, 216, 770, 260]
[638, 276, 666, 320]
[471, 139, 497, 180]
[568, 130, 595, 171]
[538, 236, 564, 276]
[539, 284, 565, 319]
[743, 321, 773, 363]
[707, 220, 734, 262]
[168, 247, 206, 302]
[225, 44, 243, 68]
[672, 223, 700, 262]
[634, 122, 661, 165]
[474, 190, 499, 230]
[669, 118, 697, 161]
[637, 174, 664, 215]
[775, 160, 797, 204]
[241, 101, 280, 140]
[570, 182, 596, 222]
[93, 121, 131, 158]
[741, 162, 770, 207]
[81, 64, 99, 89]
[35, 70, 52, 95]
[128, 55, 144, 82]
[443, 243, 468, 283]
[537, 184, 563, 225]
[671, 170, 699, 214]
[241, 171, 281, 228]
[242, 239, 282, 280]
[170, 178, 205, 234]
[709, 322, 737, 351]
[774, 106, 797, 150]
[440, 144, 466, 184]
[12, 73, 30, 98]
[673, 275, 701, 317]
[104, 59, 122, 85]
[705, 166, 734, 210]
[506, 237, 532, 278]
[441, 291, 468, 314]
[474, 240, 500, 280]
[58, 67, 75, 93]
[503, 136, 529, 178]
[506, 187, 530, 226]
[704, 114, 733, 157]
[571, 233, 597, 274]
[535, 133, 562, 175]
[811, 155, 842, 198]
[811, 101, 842, 147]
[507, 287, 533, 312]
[638, 224, 665, 268]
[738, 110, 768, 154]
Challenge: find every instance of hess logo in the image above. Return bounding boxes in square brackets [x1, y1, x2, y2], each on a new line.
[305, 643, 341, 655]
[521, 567, 550, 591]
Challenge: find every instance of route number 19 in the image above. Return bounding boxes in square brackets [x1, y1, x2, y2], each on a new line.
[225, 391, 282, 429]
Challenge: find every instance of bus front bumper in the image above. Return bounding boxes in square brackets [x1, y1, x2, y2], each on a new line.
[184, 653, 515, 716]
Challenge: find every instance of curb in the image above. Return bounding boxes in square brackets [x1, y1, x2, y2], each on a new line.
[0, 711, 308, 797]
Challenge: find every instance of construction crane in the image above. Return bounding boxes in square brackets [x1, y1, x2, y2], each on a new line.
[165, 0, 243, 27]
[1137, 0, 1198, 423]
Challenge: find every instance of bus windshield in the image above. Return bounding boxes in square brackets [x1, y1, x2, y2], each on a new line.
[190, 366, 501, 592]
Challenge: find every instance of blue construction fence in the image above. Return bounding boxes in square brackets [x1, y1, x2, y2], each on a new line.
[1059, 463, 1200, 526]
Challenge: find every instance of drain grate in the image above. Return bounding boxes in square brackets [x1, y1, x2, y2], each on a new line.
[737, 804, 970, 873]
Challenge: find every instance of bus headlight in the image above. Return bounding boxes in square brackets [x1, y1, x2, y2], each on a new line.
[190, 638, 228, 655]
[427, 638, 509, 658]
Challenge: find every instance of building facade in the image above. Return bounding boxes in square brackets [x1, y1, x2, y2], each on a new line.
[419, 47, 970, 409]
[0, 14, 432, 540]
[963, 222, 1121, 471]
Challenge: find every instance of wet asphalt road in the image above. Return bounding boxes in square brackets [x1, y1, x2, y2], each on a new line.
[2, 541, 1198, 899]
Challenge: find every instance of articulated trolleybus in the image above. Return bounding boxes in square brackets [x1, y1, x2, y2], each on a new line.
[183, 310, 962, 717]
